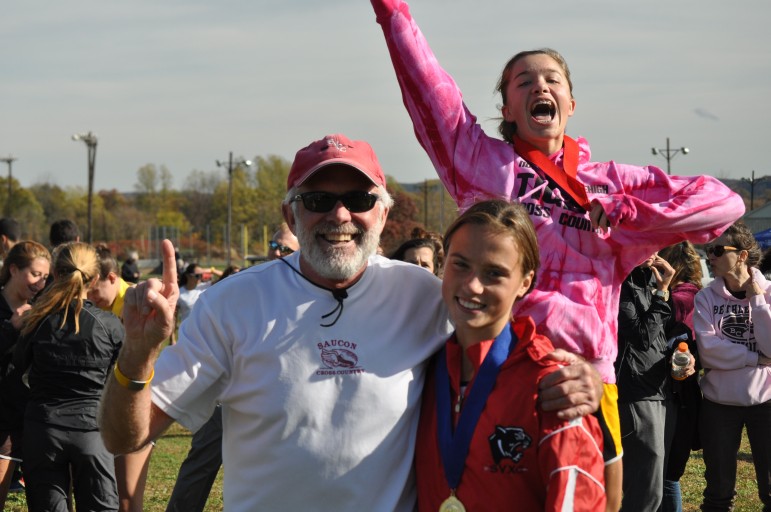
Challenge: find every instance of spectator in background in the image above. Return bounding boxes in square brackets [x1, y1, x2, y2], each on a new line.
[89, 245, 150, 512]
[0, 218, 21, 259]
[16, 243, 123, 511]
[219, 265, 240, 280]
[391, 237, 440, 276]
[268, 223, 299, 260]
[176, 263, 221, 326]
[695, 222, 771, 511]
[44, 219, 81, 293]
[0, 241, 51, 510]
[90, 245, 132, 319]
[410, 227, 445, 273]
[657, 241, 702, 512]
[48, 219, 80, 248]
[121, 251, 140, 284]
[615, 252, 676, 511]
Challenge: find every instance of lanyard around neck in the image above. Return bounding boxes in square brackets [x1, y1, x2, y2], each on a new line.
[435, 325, 516, 490]
[513, 135, 590, 211]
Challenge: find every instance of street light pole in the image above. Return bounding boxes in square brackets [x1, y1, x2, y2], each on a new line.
[216, 152, 252, 267]
[0, 155, 17, 216]
[72, 132, 98, 243]
[651, 137, 689, 175]
[741, 170, 767, 211]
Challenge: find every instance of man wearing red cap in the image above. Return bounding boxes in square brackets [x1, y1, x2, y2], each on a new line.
[100, 134, 601, 510]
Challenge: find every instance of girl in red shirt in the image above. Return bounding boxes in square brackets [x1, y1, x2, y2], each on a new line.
[417, 200, 605, 511]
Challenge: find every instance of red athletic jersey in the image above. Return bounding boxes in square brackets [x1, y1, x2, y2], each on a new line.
[416, 317, 606, 511]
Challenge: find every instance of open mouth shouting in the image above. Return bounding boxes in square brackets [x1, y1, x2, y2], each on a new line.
[530, 99, 556, 125]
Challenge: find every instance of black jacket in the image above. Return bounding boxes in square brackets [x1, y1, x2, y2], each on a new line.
[615, 266, 673, 402]
[0, 293, 27, 431]
[14, 301, 124, 430]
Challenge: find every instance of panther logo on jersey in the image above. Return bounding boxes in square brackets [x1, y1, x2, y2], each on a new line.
[488, 425, 531, 464]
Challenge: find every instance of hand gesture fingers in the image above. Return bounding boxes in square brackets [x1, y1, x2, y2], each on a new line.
[123, 240, 179, 350]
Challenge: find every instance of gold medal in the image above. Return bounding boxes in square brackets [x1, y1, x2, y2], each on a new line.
[439, 491, 466, 512]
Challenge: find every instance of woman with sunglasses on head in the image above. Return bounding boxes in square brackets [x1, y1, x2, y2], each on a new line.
[694, 221, 771, 511]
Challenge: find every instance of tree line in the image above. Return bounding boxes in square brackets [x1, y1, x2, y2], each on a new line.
[1, 154, 459, 263]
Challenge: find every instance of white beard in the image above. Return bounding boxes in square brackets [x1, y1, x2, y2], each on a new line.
[294, 212, 383, 281]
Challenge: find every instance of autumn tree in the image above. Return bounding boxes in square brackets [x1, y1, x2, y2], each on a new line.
[181, 170, 222, 236]
[0, 179, 46, 241]
[381, 188, 422, 254]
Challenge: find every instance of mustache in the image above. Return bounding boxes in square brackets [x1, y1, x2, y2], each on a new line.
[314, 222, 363, 237]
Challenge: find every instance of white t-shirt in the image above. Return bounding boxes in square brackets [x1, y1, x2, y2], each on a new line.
[152, 253, 451, 511]
[177, 282, 211, 323]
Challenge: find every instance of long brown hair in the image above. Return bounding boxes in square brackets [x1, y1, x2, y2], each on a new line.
[21, 243, 99, 337]
[0, 240, 51, 288]
[658, 241, 703, 289]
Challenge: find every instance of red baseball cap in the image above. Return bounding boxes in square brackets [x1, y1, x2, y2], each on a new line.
[287, 134, 386, 190]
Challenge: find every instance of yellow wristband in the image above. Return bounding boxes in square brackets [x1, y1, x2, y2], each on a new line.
[113, 363, 154, 391]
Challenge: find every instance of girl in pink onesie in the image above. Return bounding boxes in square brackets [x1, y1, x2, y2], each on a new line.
[370, 0, 745, 508]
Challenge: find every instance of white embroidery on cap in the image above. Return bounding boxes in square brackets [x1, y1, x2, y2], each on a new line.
[327, 138, 348, 152]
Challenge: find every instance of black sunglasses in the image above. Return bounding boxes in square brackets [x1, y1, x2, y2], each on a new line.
[706, 244, 738, 257]
[291, 191, 379, 213]
[269, 241, 295, 255]
[190, 273, 203, 279]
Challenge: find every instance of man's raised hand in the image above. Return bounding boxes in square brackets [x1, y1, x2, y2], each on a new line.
[122, 239, 179, 352]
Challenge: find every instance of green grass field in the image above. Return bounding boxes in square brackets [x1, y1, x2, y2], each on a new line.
[4, 425, 762, 511]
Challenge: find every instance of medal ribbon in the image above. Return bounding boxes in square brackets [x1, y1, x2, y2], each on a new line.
[513, 135, 591, 211]
[435, 325, 516, 490]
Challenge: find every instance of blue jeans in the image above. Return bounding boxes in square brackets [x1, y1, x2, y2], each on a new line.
[661, 479, 682, 512]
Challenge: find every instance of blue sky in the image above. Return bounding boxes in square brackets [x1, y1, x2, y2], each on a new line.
[2, 0, 768, 193]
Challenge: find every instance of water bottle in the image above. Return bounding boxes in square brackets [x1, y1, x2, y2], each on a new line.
[671, 342, 691, 381]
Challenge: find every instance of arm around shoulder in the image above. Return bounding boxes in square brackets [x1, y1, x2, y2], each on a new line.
[538, 349, 602, 420]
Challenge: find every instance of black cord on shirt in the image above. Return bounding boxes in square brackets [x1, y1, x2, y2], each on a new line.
[278, 258, 348, 327]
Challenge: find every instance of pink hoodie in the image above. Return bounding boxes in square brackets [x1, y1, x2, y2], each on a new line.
[372, 0, 745, 383]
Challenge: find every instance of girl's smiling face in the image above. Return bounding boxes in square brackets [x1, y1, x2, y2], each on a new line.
[501, 53, 575, 155]
[442, 223, 533, 344]
[10, 257, 50, 302]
